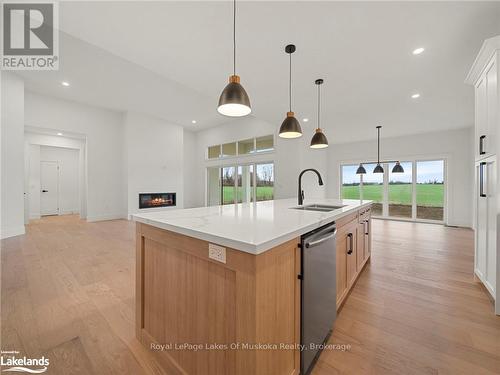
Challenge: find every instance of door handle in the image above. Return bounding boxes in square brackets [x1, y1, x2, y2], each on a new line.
[347, 233, 353, 255]
[42, 189, 48, 193]
[479, 162, 486, 197]
[364, 220, 369, 235]
[479, 135, 486, 155]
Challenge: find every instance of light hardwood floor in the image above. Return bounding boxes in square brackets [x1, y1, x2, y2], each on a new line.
[1, 216, 499, 374]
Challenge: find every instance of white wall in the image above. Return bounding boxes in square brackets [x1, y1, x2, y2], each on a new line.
[123, 112, 185, 216]
[25, 92, 125, 221]
[183, 129, 198, 208]
[1, 72, 25, 238]
[27, 144, 41, 219]
[192, 116, 328, 207]
[326, 127, 474, 227]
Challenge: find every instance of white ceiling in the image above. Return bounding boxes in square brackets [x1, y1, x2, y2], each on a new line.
[17, 1, 500, 142]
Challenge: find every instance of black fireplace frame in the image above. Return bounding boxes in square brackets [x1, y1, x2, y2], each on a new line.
[139, 193, 176, 209]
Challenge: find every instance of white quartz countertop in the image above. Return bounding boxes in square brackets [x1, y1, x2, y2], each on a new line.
[132, 198, 372, 254]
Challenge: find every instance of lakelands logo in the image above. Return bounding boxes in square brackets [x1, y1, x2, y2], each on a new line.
[1, 0, 59, 70]
[1, 351, 49, 373]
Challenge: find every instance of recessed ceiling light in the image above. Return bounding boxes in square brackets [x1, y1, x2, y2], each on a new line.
[191, 120, 197, 124]
[61, 81, 70, 87]
[412, 47, 425, 55]
[411, 93, 421, 99]
[303, 118, 309, 122]
[57, 132, 63, 136]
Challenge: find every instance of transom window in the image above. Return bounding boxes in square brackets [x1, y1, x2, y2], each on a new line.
[207, 135, 274, 160]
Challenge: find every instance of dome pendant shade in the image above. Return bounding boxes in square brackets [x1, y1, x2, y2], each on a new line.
[217, 75, 251, 117]
[356, 163, 367, 174]
[310, 128, 328, 148]
[279, 111, 302, 138]
[373, 163, 384, 174]
[392, 161, 404, 173]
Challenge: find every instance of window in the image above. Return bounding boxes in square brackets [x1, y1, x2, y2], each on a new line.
[222, 142, 237, 157]
[256, 135, 274, 153]
[340, 159, 445, 223]
[222, 166, 236, 204]
[256, 163, 274, 201]
[416, 160, 444, 221]
[341, 165, 361, 199]
[238, 139, 254, 155]
[207, 162, 274, 205]
[208, 145, 220, 159]
[361, 163, 383, 216]
[207, 135, 274, 159]
[388, 162, 412, 218]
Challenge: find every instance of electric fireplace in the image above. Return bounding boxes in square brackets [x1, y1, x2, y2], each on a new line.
[139, 193, 176, 209]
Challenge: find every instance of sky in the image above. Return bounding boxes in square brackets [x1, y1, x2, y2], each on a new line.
[342, 160, 444, 184]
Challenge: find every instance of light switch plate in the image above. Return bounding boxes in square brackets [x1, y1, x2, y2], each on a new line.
[208, 243, 226, 264]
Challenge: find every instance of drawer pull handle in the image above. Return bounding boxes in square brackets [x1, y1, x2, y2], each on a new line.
[347, 233, 353, 255]
[479, 135, 486, 155]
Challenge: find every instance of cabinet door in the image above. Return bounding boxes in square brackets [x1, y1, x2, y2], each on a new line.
[346, 223, 358, 288]
[364, 218, 371, 262]
[485, 159, 496, 294]
[486, 58, 497, 157]
[475, 75, 488, 158]
[475, 162, 488, 279]
[356, 222, 365, 269]
[336, 228, 348, 306]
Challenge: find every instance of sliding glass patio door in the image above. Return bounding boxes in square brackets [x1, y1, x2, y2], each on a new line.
[341, 159, 445, 223]
[207, 162, 274, 206]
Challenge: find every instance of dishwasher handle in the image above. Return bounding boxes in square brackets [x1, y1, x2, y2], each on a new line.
[304, 229, 336, 248]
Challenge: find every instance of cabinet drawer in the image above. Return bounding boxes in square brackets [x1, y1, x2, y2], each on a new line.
[359, 207, 372, 223]
[337, 211, 358, 229]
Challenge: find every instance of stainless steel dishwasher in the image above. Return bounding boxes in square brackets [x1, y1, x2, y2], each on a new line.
[300, 221, 337, 375]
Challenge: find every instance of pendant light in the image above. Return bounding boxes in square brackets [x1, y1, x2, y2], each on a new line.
[279, 44, 302, 138]
[373, 125, 384, 173]
[356, 164, 367, 174]
[357, 126, 404, 174]
[217, 0, 251, 117]
[392, 161, 405, 173]
[310, 79, 329, 149]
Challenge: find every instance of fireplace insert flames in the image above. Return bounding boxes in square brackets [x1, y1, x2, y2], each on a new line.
[139, 193, 176, 209]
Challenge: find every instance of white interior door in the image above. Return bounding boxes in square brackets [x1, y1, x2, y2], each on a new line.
[41, 161, 59, 216]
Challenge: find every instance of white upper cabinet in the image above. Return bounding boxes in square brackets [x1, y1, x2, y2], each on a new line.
[466, 37, 500, 160]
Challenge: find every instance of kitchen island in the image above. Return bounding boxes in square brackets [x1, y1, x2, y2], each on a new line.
[133, 198, 372, 375]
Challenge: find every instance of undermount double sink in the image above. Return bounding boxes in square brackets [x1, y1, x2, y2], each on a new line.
[291, 204, 346, 212]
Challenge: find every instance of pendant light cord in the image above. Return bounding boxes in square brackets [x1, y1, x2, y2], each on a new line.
[377, 127, 380, 163]
[317, 84, 321, 130]
[289, 52, 292, 112]
[233, 0, 236, 76]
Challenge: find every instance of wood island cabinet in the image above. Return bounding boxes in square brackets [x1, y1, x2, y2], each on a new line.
[336, 206, 372, 309]
[135, 203, 372, 374]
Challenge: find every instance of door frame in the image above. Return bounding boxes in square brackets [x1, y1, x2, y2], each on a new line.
[40, 160, 60, 216]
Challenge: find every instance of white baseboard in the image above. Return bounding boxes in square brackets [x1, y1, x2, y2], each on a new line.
[29, 214, 41, 220]
[59, 209, 79, 215]
[86, 213, 127, 222]
[1, 225, 26, 239]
